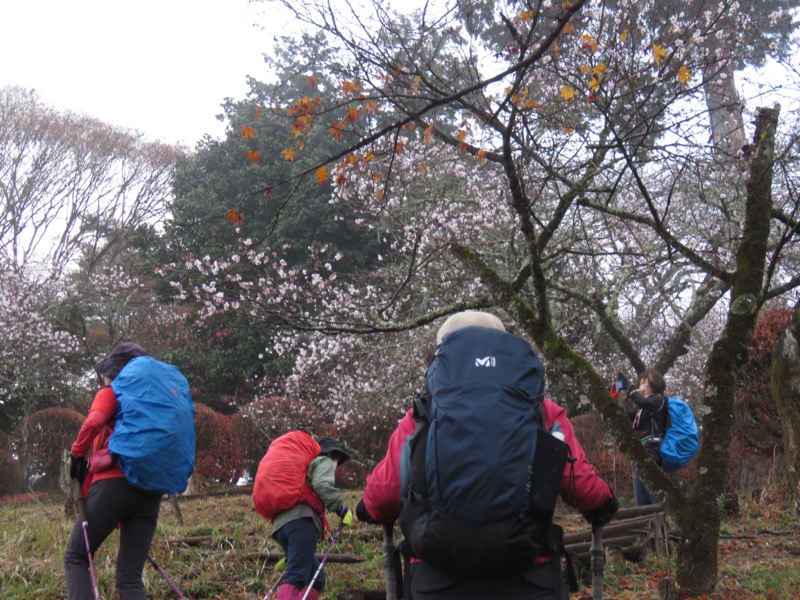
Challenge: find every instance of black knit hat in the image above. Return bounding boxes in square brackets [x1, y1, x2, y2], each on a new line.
[95, 342, 148, 380]
[316, 437, 350, 465]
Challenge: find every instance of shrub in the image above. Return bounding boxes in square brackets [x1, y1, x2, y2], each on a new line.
[0, 449, 22, 495]
[194, 404, 244, 484]
[10, 408, 85, 490]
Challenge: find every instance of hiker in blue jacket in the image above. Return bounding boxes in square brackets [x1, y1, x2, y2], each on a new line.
[618, 368, 670, 505]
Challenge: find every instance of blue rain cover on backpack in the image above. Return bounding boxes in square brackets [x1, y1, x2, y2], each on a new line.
[109, 356, 196, 494]
[660, 397, 699, 473]
[399, 326, 567, 577]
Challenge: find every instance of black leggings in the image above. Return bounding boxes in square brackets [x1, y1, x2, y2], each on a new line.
[64, 477, 161, 600]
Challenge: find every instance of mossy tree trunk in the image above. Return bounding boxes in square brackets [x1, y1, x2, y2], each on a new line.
[771, 299, 800, 513]
[674, 105, 780, 595]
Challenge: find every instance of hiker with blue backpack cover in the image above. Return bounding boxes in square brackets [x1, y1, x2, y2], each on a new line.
[356, 311, 618, 600]
[64, 342, 195, 600]
[615, 368, 670, 506]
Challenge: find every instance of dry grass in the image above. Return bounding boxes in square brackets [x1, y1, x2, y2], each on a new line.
[1, 486, 798, 599]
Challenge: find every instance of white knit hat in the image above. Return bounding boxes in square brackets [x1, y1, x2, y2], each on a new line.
[436, 310, 506, 345]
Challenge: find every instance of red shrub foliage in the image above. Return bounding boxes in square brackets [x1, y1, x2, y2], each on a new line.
[571, 413, 633, 502]
[194, 404, 244, 484]
[730, 306, 790, 491]
[10, 408, 85, 490]
[0, 449, 22, 495]
[233, 396, 326, 476]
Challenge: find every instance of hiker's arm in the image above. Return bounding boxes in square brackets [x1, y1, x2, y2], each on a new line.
[629, 390, 665, 413]
[308, 456, 345, 513]
[543, 400, 615, 513]
[70, 386, 117, 457]
[361, 408, 416, 524]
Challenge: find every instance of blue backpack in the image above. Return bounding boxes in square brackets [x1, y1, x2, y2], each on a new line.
[110, 356, 196, 494]
[659, 397, 699, 473]
[399, 326, 568, 577]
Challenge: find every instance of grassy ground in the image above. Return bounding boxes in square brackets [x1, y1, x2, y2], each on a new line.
[1, 486, 799, 599]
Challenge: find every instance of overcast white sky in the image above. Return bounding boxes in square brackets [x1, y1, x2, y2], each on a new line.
[0, 0, 297, 147]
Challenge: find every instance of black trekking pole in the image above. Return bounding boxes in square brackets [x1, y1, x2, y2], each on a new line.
[383, 523, 397, 600]
[71, 476, 100, 600]
[300, 521, 344, 600]
[591, 524, 605, 600]
[147, 554, 188, 599]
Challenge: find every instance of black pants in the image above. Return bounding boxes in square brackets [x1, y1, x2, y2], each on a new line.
[64, 477, 161, 600]
[406, 560, 570, 600]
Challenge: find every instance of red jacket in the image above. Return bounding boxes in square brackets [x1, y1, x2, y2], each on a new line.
[71, 386, 126, 489]
[363, 398, 613, 524]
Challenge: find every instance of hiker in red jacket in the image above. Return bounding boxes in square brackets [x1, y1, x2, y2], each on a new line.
[63, 342, 161, 600]
[356, 311, 618, 600]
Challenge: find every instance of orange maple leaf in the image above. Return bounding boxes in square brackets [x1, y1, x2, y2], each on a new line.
[419, 163, 428, 174]
[364, 152, 375, 163]
[395, 140, 405, 153]
[363, 100, 379, 115]
[245, 150, 261, 163]
[240, 125, 256, 140]
[652, 43, 668, 67]
[315, 166, 328, 184]
[476, 149, 487, 163]
[307, 74, 318, 89]
[560, 86, 577, 101]
[562, 22, 575, 34]
[345, 106, 360, 122]
[281, 148, 296, 161]
[519, 9, 533, 22]
[329, 122, 344, 140]
[424, 125, 434, 145]
[226, 208, 244, 226]
[253, 106, 261, 121]
[677, 65, 692, 86]
[342, 80, 362, 96]
[291, 123, 304, 138]
[619, 29, 629, 43]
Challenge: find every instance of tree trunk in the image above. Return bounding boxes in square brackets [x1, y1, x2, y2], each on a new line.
[771, 300, 800, 513]
[675, 105, 780, 595]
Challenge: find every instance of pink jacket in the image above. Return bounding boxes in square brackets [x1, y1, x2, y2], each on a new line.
[363, 398, 613, 524]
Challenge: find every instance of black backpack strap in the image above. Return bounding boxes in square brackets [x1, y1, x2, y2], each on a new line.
[396, 538, 413, 599]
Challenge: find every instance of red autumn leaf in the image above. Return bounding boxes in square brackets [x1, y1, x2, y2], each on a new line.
[307, 74, 318, 89]
[226, 208, 244, 226]
[329, 122, 344, 140]
[315, 166, 328, 184]
[245, 150, 261, 163]
[336, 173, 347, 185]
[240, 125, 256, 140]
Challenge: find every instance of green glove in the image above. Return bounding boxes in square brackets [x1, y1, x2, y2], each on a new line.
[337, 505, 353, 526]
[274, 557, 286, 571]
